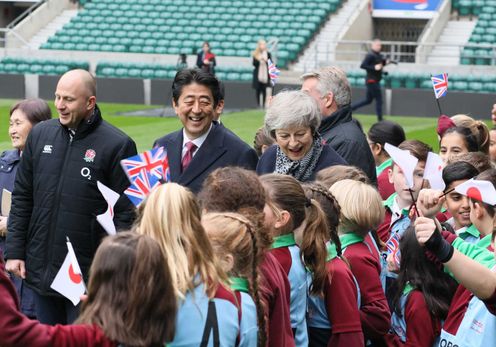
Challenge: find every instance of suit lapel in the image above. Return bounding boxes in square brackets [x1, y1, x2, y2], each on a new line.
[165, 130, 183, 181]
[179, 124, 227, 186]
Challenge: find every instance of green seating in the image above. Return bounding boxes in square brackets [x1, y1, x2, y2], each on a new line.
[40, 0, 344, 68]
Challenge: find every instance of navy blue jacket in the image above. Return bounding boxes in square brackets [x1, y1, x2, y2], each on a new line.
[154, 122, 258, 194]
[6, 106, 137, 296]
[319, 106, 377, 184]
[0, 150, 20, 216]
[256, 144, 347, 182]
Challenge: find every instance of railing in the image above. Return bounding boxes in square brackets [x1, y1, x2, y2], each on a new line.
[307, 39, 496, 68]
[7, 0, 47, 29]
[0, 28, 29, 49]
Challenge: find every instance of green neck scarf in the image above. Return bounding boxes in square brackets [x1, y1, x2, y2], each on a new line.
[376, 158, 393, 176]
[271, 233, 296, 249]
[339, 232, 364, 251]
[326, 242, 338, 262]
[230, 277, 250, 293]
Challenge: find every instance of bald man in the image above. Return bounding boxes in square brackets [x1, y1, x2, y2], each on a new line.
[5, 69, 137, 325]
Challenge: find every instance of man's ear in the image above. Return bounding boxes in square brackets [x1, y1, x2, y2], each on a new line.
[172, 99, 179, 114]
[324, 92, 334, 110]
[87, 96, 96, 110]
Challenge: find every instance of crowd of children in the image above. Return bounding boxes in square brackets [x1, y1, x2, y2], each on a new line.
[1, 112, 496, 347]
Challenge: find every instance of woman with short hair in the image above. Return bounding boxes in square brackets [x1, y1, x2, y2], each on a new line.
[256, 90, 346, 182]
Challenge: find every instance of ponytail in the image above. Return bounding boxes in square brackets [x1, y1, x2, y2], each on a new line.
[300, 198, 330, 296]
[474, 120, 490, 154]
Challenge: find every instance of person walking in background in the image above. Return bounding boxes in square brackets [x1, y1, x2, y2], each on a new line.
[0, 99, 52, 319]
[352, 39, 389, 121]
[5, 69, 137, 325]
[252, 40, 272, 108]
[176, 53, 188, 72]
[196, 41, 216, 75]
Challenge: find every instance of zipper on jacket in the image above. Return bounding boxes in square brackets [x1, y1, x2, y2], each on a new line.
[41, 131, 74, 294]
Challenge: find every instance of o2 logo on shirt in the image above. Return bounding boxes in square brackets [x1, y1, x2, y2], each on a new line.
[81, 167, 92, 180]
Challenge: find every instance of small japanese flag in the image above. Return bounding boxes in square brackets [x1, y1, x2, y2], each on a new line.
[96, 181, 120, 235]
[384, 143, 419, 189]
[50, 238, 86, 306]
[454, 179, 496, 206]
[423, 152, 445, 191]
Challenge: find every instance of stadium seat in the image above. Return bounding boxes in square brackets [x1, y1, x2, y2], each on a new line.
[39, 0, 345, 68]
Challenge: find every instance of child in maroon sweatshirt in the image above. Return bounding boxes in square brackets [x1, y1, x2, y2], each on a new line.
[330, 179, 392, 345]
[0, 232, 176, 347]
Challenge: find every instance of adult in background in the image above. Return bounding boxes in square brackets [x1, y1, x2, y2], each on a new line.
[1, 99, 52, 318]
[252, 39, 272, 108]
[154, 68, 258, 194]
[5, 69, 137, 325]
[196, 41, 216, 75]
[351, 38, 389, 121]
[257, 90, 346, 182]
[301, 66, 377, 184]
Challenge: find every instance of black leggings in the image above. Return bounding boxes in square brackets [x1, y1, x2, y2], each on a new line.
[256, 85, 267, 107]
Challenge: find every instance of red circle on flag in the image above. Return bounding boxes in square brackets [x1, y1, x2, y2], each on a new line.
[466, 187, 482, 202]
[68, 264, 82, 284]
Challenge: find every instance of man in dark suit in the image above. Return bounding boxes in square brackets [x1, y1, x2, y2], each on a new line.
[154, 68, 258, 194]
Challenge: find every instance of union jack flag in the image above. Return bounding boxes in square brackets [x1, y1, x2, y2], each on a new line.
[124, 170, 161, 207]
[121, 147, 170, 182]
[268, 59, 280, 86]
[431, 73, 448, 99]
[386, 231, 400, 255]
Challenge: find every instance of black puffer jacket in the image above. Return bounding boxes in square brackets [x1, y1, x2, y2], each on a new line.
[6, 105, 137, 296]
[318, 105, 377, 185]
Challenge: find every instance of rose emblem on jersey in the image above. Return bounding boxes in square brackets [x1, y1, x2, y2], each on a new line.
[84, 149, 96, 163]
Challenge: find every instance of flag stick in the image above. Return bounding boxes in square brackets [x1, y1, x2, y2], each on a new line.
[408, 189, 420, 217]
[435, 97, 443, 116]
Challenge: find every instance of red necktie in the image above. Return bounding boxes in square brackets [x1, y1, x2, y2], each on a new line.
[181, 141, 197, 172]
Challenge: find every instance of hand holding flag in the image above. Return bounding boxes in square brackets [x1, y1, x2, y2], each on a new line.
[96, 181, 120, 235]
[423, 152, 446, 191]
[50, 238, 86, 306]
[268, 59, 280, 86]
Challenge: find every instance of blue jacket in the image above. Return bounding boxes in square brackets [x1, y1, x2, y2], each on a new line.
[256, 144, 347, 182]
[0, 149, 20, 215]
[154, 122, 258, 194]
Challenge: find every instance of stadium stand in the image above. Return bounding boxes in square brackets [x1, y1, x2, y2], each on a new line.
[39, 0, 343, 68]
[0, 56, 494, 93]
[455, 0, 496, 65]
[0, 57, 89, 75]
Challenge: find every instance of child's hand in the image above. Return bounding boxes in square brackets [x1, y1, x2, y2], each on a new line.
[417, 189, 445, 218]
[386, 252, 400, 273]
[415, 217, 454, 263]
[414, 217, 438, 245]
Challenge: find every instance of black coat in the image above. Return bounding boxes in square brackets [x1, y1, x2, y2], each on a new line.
[256, 143, 347, 182]
[6, 105, 137, 296]
[252, 52, 272, 90]
[360, 50, 386, 83]
[154, 122, 258, 194]
[318, 106, 377, 184]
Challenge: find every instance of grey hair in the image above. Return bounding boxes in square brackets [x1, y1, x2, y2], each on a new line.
[264, 90, 321, 138]
[301, 66, 351, 108]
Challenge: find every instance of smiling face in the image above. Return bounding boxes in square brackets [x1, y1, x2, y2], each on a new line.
[173, 83, 215, 139]
[445, 180, 472, 230]
[439, 132, 469, 163]
[54, 72, 95, 129]
[274, 126, 314, 161]
[388, 161, 426, 207]
[9, 109, 33, 151]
